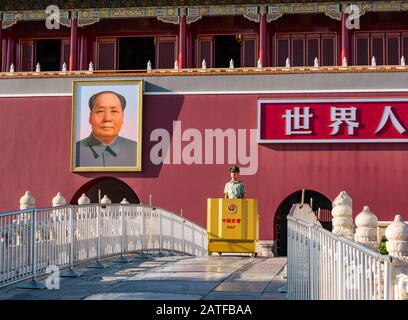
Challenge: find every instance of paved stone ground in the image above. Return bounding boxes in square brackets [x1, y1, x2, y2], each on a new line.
[0, 253, 287, 300]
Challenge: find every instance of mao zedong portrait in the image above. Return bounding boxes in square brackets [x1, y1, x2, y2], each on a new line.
[76, 91, 137, 167]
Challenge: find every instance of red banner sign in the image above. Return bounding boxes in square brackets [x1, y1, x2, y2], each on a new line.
[258, 99, 408, 143]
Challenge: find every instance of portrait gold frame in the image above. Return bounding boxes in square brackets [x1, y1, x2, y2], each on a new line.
[71, 79, 143, 172]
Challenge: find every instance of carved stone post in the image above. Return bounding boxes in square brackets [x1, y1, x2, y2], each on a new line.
[20, 191, 35, 210]
[385, 215, 408, 260]
[101, 195, 112, 204]
[78, 193, 90, 205]
[52, 192, 66, 207]
[332, 191, 354, 240]
[354, 206, 378, 249]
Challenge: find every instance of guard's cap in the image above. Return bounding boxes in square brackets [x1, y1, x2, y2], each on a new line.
[229, 166, 240, 173]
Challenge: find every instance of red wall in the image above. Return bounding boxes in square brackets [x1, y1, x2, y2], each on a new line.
[1, 93, 408, 240]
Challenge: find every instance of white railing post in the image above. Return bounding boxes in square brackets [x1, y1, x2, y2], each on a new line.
[383, 259, 392, 300]
[113, 201, 129, 263]
[182, 220, 185, 255]
[308, 226, 314, 300]
[20, 210, 45, 289]
[337, 241, 344, 300]
[159, 210, 163, 252]
[171, 216, 174, 253]
[202, 229, 205, 256]
[61, 206, 82, 277]
[88, 206, 108, 268]
[191, 223, 195, 255]
[134, 206, 149, 258]
[139, 207, 148, 256]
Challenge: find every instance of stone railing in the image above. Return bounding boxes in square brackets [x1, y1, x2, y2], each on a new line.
[331, 191, 408, 300]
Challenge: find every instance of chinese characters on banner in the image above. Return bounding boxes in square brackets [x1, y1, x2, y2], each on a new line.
[258, 100, 408, 143]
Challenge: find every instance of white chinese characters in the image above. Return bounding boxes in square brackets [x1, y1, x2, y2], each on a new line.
[329, 107, 359, 135]
[375, 106, 407, 134]
[281, 105, 407, 136]
[282, 107, 313, 135]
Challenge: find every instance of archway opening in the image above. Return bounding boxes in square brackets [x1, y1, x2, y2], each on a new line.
[275, 189, 332, 256]
[70, 177, 140, 204]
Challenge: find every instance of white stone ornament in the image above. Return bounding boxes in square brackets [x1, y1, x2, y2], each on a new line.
[285, 57, 290, 68]
[147, 60, 152, 71]
[78, 193, 90, 205]
[385, 215, 408, 259]
[52, 192, 66, 207]
[354, 206, 378, 248]
[36, 63, 41, 72]
[88, 62, 94, 71]
[401, 56, 406, 66]
[174, 59, 179, 70]
[342, 57, 348, 67]
[9, 63, 15, 73]
[331, 191, 354, 240]
[257, 58, 262, 68]
[201, 59, 207, 69]
[229, 59, 234, 69]
[20, 191, 35, 210]
[101, 195, 112, 204]
[61, 62, 67, 72]
[371, 56, 376, 67]
[314, 57, 319, 67]
[120, 198, 130, 204]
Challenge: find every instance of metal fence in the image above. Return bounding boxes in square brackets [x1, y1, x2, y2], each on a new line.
[287, 215, 392, 300]
[0, 204, 207, 288]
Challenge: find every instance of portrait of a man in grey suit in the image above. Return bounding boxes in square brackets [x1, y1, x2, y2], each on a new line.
[76, 91, 137, 167]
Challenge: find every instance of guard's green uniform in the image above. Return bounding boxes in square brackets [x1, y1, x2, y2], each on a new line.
[224, 180, 245, 199]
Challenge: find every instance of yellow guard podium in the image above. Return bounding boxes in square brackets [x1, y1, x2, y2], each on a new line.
[207, 198, 259, 256]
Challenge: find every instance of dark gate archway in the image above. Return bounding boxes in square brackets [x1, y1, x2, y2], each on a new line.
[70, 177, 140, 204]
[275, 189, 332, 256]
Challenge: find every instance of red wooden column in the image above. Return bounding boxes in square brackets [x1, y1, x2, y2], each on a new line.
[178, 15, 186, 69]
[69, 14, 78, 71]
[6, 31, 15, 71]
[78, 30, 88, 70]
[341, 12, 350, 65]
[259, 13, 267, 67]
[187, 25, 193, 68]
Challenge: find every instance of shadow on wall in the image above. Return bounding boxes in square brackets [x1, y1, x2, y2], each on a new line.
[70, 177, 140, 204]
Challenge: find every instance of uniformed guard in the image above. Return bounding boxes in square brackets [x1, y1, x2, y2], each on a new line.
[224, 166, 246, 199]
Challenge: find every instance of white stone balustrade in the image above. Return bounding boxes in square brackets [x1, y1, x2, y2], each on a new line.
[332, 191, 354, 240]
[354, 206, 378, 248]
[19, 191, 35, 210]
[385, 215, 408, 260]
